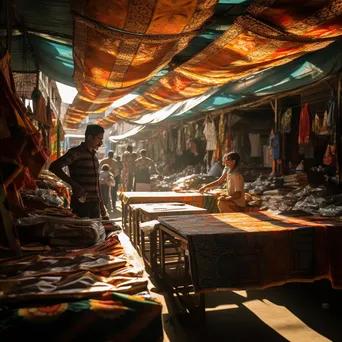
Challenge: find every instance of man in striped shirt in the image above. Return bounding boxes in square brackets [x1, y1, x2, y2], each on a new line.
[49, 124, 108, 219]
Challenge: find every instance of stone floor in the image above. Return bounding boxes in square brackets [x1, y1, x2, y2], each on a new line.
[110, 202, 342, 342]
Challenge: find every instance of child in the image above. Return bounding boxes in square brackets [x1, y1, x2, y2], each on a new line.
[99, 164, 115, 212]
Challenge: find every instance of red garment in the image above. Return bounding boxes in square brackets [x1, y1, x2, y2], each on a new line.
[298, 103, 310, 145]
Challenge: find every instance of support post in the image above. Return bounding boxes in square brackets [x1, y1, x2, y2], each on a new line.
[336, 76, 341, 183]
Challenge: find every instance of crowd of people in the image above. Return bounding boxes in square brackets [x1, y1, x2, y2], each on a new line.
[49, 124, 246, 219]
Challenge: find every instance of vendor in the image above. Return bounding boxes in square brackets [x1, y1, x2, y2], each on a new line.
[134, 149, 158, 191]
[199, 152, 246, 212]
[49, 124, 109, 219]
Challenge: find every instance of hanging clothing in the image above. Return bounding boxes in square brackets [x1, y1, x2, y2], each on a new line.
[203, 118, 217, 151]
[249, 133, 261, 157]
[298, 103, 310, 145]
[219, 113, 225, 144]
[327, 92, 336, 128]
[280, 108, 292, 133]
[269, 130, 281, 160]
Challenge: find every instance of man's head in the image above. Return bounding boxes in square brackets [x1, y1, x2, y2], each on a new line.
[85, 125, 104, 150]
[127, 145, 133, 153]
[116, 156, 121, 161]
[108, 150, 114, 159]
[140, 149, 147, 157]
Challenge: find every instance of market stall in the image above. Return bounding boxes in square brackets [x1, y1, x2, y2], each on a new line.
[158, 211, 342, 317]
[0, 52, 163, 340]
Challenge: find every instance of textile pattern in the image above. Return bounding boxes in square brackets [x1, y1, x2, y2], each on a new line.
[158, 211, 342, 292]
[64, 0, 217, 127]
[121, 191, 219, 211]
[0, 292, 163, 342]
[100, 0, 342, 127]
[0, 52, 48, 253]
[0, 235, 149, 303]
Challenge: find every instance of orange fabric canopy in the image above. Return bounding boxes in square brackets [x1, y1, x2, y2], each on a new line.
[99, 0, 342, 128]
[64, 0, 218, 128]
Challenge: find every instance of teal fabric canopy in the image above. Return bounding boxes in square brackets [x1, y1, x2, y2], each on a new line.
[4, 0, 252, 89]
[110, 39, 342, 140]
[173, 39, 342, 120]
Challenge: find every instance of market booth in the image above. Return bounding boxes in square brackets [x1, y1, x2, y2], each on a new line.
[2, 0, 342, 335]
[0, 52, 163, 341]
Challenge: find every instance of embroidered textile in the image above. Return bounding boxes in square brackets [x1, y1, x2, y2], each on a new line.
[64, 0, 217, 127]
[101, 0, 342, 127]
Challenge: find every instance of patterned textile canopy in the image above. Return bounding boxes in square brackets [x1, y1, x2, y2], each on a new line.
[98, 0, 342, 128]
[3, 0, 342, 129]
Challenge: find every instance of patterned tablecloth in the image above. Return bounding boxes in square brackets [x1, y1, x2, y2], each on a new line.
[121, 191, 218, 213]
[0, 233, 163, 341]
[0, 292, 163, 342]
[159, 211, 342, 293]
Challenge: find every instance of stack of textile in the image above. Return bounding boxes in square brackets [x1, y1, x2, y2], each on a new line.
[283, 174, 308, 189]
[16, 215, 106, 248]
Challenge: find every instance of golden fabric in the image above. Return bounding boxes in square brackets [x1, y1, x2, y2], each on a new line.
[100, 0, 342, 127]
[64, 0, 218, 128]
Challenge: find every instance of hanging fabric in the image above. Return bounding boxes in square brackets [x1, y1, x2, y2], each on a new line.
[298, 103, 310, 145]
[269, 129, 280, 160]
[327, 91, 336, 128]
[312, 111, 329, 135]
[219, 112, 225, 144]
[280, 108, 292, 133]
[203, 116, 217, 151]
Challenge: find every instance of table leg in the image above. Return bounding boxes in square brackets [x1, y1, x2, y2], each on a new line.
[128, 206, 133, 241]
[160, 227, 166, 276]
[122, 201, 127, 230]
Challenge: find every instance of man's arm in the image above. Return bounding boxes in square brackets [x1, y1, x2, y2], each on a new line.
[49, 151, 85, 198]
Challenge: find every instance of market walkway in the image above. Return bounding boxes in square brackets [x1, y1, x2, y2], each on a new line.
[110, 204, 342, 342]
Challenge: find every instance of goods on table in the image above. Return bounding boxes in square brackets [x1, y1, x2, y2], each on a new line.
[245, 174, 341, 217]
[21, 169, 71, 211]
[154, 173, 216, 191]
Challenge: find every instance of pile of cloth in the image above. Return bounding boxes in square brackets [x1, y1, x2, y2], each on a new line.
[16, 214, 107, 248]
[283, 173, 308, 189]
[260, 185, 342, 216]
[154, 173, 216, 191]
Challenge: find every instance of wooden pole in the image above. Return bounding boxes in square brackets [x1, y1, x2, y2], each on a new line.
[336, 76, 341, 183]
[6, 0, 12, 53]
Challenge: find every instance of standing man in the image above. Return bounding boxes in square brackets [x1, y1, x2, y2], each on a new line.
[122, 145, 135, 191]
[134, 149, 158, 191]
[100, 150, 120, 211]
[49, 124, 109, 219]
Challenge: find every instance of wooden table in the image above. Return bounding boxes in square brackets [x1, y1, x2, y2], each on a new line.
[131, 203, 207, 273]
[121, 191, 215, 234]
[158, 211, 342, 318]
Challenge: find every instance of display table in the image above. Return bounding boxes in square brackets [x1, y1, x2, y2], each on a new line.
[121, 191, 217, 233]
[158, 211, 342, 317]
[130, 202, 207, 246]
[129, 202, 207, 273]
[0, 232, 164, 341]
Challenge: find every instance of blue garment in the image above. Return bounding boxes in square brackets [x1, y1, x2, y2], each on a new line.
[270, 131, 281, 160]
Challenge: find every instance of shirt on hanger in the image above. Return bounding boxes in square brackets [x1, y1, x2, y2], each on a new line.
[249, 133, 261, 157]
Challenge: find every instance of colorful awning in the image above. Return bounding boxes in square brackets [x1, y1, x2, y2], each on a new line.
[63, 0, 218, 127]
[100, 0, 342, 128]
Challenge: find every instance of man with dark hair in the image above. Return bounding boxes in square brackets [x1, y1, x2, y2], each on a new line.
[49, 124, 109, 219]
[100, 150, 119, 210]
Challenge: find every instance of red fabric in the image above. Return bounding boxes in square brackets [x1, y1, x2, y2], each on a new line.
[298, 103, 310, 145]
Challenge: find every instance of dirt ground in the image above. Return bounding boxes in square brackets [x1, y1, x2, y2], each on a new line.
[110, 206, 342, 342]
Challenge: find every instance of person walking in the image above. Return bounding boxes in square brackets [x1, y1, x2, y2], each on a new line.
[122, 145, 135, 191]
[99, 164, 115, 212]
[134, 149, 158, 191]
[100, 150, 120, 210]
